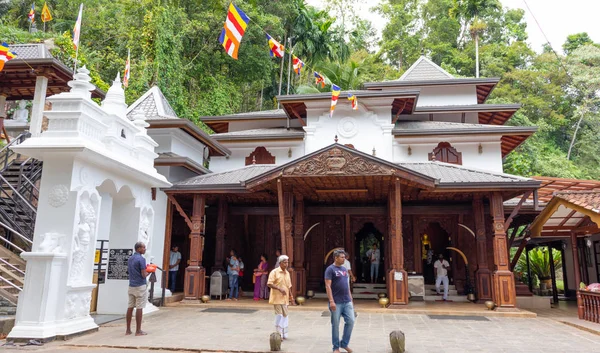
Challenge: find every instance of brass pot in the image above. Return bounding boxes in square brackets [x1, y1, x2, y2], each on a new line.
[378, 293, 387, 299]
[201, 295, 210, 303]
[296, 296, 306, 305]
[484, 300, 495, 310]
[467, 293, 476, 302]
[379, 297, 389, 308]
[306, 290, 315, 299]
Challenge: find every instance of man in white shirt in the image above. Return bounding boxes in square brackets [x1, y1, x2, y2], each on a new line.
[343, 251, 356, 284]
[168, 245, 182, 293]
[434, 254, 450, 300]
[366, 244, 380, 283]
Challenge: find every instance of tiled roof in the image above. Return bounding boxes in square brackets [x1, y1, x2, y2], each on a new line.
[9, 43, 52, 59]
[395, 121, 512, 130]
[554, 191, 600, 213]
[399, 56, 454, 81]
[212, 127, 305, 140]
[200, 109, 287, 121]
[126, 86, 179, 120]
[173, 165, 276, 188]
[400, 161, 534, 185]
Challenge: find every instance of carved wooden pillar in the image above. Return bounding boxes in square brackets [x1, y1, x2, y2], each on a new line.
[489, 192, 516, 308]
[571, 232, 584, 319]
[213, 197, 228, 272]
[293, 194, 306, 296]
[184, 194, 206, 300]
[473, 195, 492, 301]
[387, 178, 408, 306]
[277, 179, 295, 291]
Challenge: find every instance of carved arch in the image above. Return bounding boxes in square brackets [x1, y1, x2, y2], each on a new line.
[428, 142, 462, 165]
[245, 146, 276, 165]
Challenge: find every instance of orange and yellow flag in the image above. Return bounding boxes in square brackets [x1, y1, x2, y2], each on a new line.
[41, 2, 53, 23]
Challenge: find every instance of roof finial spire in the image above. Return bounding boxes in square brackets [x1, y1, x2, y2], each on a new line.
[334, 135, 338, 143]
[372, 147, 376, 156]
[431, 153, 437, 162]
[252, 155, 256, 165]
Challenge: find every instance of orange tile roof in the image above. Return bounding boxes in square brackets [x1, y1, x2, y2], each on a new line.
[532, 176, 600, 202]
[554, 191, 600, 213]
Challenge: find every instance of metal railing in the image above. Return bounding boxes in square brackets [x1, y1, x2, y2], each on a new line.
[17, 157, 42, 206]
[0, 220, 33, 253]
[0, 276, 22, 292]
[0, 174, 37, 241]
[0, 132, 31, 173]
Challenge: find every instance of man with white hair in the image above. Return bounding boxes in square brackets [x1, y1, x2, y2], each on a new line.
[267, 254, 294, 339]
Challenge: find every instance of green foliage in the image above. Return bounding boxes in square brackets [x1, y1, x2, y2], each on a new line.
[563, 32, 594, 55]
[516, 248, 562, 281]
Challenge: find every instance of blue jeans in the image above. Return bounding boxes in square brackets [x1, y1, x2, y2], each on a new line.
[169, 270, 177, 292]
[329, 301, 355, 351]
[370, 263, 379, 282]
[229, 274, 239, 299]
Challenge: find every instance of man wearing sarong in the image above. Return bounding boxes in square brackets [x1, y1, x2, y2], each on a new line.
[267, 255, 294, 339]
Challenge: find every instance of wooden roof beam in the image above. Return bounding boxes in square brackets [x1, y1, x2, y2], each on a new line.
[288, 105, 306, 126]
[392, 99, 408, 124]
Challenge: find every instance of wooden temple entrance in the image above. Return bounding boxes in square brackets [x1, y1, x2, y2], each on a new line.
[163, 144, 539, 308]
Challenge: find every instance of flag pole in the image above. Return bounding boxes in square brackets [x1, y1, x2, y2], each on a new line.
[277, 34, 286, 108]
[286, 37, 292, 95]
[74, 44, 80, 73]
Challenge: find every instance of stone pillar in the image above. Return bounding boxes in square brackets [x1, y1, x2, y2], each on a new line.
[293, 194, 306, 296]
[213, 197, 227, 272]
[387, 177, 408, 306]
[30, 75, 48, 137]
[489, 192, 516, 308]
[184, 194, 206, 300]
[571, 232, 584, 319]
[473, 195, 492, 301]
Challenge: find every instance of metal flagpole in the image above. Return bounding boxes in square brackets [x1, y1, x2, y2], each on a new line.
[286, 37, 293, 95]
[277, 34, 286, 108]
[74, 44, 80, 73]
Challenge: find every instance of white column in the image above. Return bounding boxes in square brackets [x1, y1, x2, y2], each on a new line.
[0, 95, 7, 118]
[30, 75, 48, 137]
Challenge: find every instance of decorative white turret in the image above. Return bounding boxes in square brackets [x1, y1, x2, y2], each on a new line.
[67, 66, 95, 99]
[101, 72, 128, 119]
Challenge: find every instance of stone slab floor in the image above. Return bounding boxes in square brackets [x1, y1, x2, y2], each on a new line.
[2, 306, 600, 353]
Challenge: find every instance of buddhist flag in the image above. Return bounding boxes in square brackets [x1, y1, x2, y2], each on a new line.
[330, 84, 341, 118]
[123, 49, 131, 88]
[28, 3, 35, 23]
[73, 4, 83, 50]
[314, 71, 325, 88]
[293, 55, 304, 76]
[41, 2, 53, 23]
[348, 94, 358, 110]
[266, 33, 285, 58]
[0, 42, 17, 72]
[219, 3, 250, 59]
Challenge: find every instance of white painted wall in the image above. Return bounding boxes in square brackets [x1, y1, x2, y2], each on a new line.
[209, 141, 305, 173]
[394, 136, 504, 173]
[415, 85, 478, 107]
[148, 129, 207, 166]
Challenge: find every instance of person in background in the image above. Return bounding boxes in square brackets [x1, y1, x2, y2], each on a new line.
[226, 250, 240, 301]
[274, 249, 282, 269]
[325, 249, 354, 353]
[168, 245, 181, 293]
[267, 255, 294, 339]
[343, 251, 356, 284]
[253, 254, 269, 301]
[366, 243, 380, 283]
[238, 256, 245, 297]
[434, 253, 450, 301]
[126, 241, 149, 336]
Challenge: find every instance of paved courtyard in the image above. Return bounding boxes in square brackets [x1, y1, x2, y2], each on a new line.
[3, 304, 600, 353]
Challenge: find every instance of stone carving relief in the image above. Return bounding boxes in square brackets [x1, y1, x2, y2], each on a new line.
[337, 117, 358, 138]
[64, 291, 92, 319]
[37, 232, 66, 254]
[283, 147, 394, 176]
[69, 192, 98, 284]
[48, 184, 70, 208]
[138, 208, 153, 247]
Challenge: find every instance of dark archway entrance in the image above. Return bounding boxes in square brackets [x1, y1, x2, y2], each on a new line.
[354, 222, 384, 284]
[422, 222, 451, 285]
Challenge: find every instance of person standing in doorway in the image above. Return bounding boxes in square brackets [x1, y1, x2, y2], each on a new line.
[226, 250, 240, 301]
[434, 254, 450, 301]
[168, 245, 181, 293]
[366, 243, 380, 283]
[267, 255, 294, 339]
[325, 249, 355, 353]
[126, 241, 149, 336]
[274, 249, 282, 269]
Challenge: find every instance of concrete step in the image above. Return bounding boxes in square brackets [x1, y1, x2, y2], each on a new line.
[425, 288, 458, 296]
[424, 295, 469, 302]
[425, 284, 456, 290]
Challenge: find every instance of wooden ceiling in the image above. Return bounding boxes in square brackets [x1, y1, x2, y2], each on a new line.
[478, 110, 516, 125]
[476, 83, 495, 104]
[0, 60, 105, 100]
[501, 134, 531, 157]
[392, 98, 415, 118]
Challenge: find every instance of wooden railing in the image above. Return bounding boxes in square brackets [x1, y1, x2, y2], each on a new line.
[580, 290, 600, 323]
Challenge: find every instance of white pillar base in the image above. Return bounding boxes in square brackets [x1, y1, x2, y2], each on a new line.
[8, 315, 98, 341]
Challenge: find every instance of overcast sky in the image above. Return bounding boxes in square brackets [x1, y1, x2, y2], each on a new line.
[305, 0, 600, 53]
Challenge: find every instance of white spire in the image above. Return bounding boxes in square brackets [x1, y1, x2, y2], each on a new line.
[101, 72, 127, 118]
[67, 65, 95, 98]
